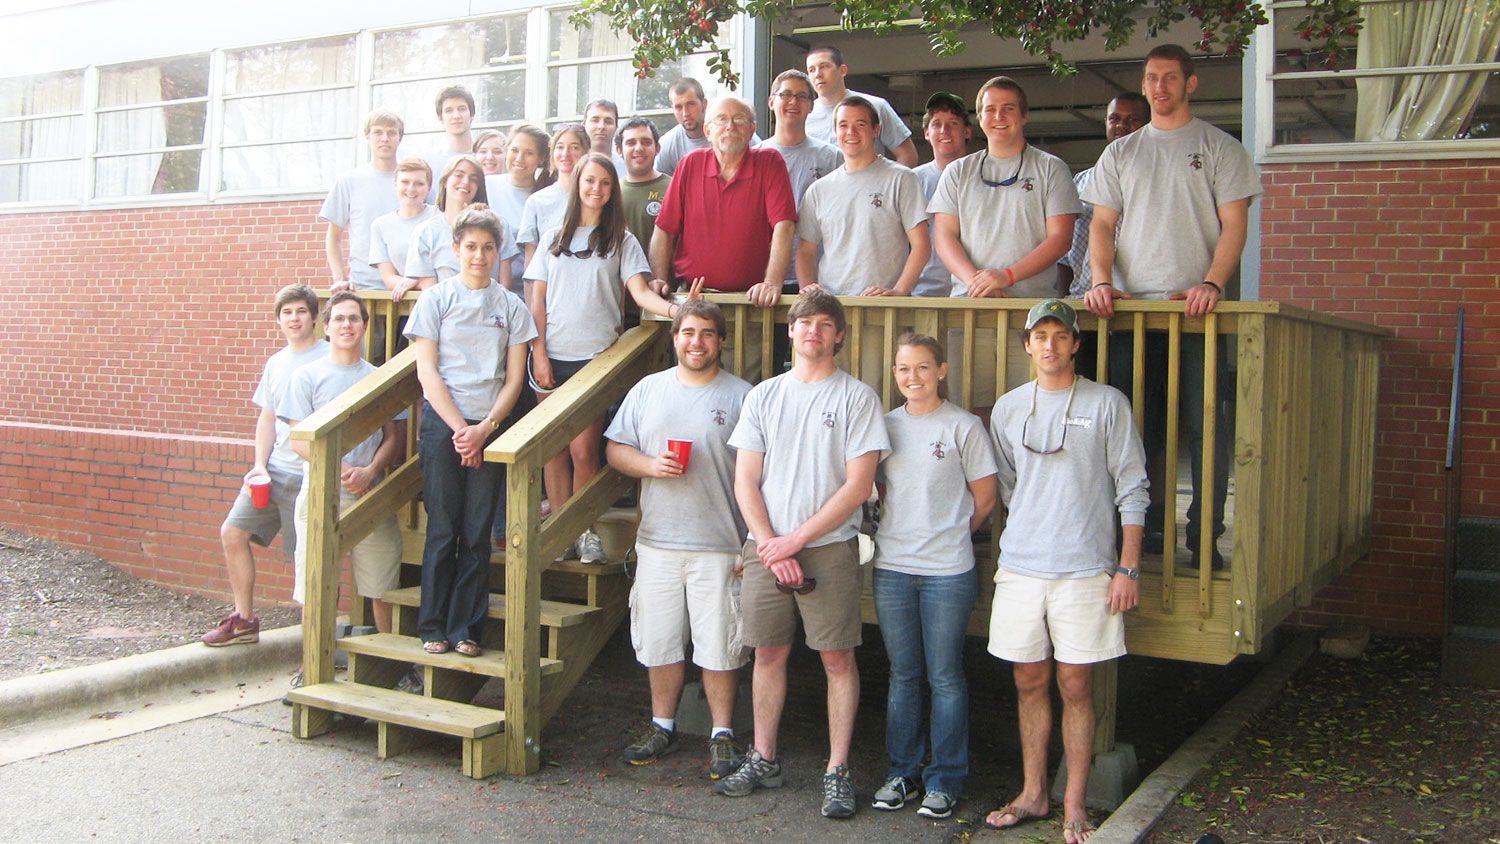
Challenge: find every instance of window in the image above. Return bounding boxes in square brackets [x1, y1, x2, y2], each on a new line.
[0, 70, 84, 203]
[373, 15, 528, 159]
[95, 55, 210, 198]
[1265, 0, 1500, 157]
[220, 35, 357, 192]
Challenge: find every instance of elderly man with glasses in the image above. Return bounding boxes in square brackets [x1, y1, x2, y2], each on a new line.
[984, 298, 1148, 844]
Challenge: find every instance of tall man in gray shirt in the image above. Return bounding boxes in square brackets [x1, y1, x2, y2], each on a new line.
[985, 299, 1147, 843]
[1082, 44, 1261, 568]
[805, 46, 917, 167]
[718, 289, 890, 820]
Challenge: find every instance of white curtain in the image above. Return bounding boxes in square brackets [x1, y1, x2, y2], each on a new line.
[14, 74, 81, 201]
[221, 40, 352, 190]
[1356, 0, 1500, 141]
[95, 65, 166, 197]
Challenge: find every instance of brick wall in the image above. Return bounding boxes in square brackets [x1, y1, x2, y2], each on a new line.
[1260, 159, 1500, 636]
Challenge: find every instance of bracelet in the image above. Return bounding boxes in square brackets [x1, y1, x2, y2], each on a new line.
[1003, 267, 1016, 286]
[668, 302, 679, 318]
[1091, 282, 1114, 290]
[483, 416, 499, 431]
[1201, 280, 1223, 294]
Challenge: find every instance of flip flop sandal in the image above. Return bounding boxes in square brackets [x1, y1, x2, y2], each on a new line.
[983, 802, 1053, 830]
[454, 639, 482, 657]
[422, 640, 450, 655]
[1063, 818, 1098, 844]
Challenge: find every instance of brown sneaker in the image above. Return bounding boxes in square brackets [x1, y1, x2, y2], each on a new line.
[202, 612, 259, 647]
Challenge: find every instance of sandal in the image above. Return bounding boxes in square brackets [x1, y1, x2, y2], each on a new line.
[983, 801, 1052, 830]
[1063, 818, 1098, 844]
[454, 639, 482, 657]
[422, 640, 450, 655]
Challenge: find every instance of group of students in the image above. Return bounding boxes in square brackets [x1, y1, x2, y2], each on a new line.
[201, 38, 1260, 844]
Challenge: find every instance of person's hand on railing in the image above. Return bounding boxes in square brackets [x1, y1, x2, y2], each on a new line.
[340, 463, 377, 497]
[451, 424, 487, 468]
[746, 280, 782, 308]
[390, 276, 421, 301]
[1170, 281, 1222, 317]
[966, 268, 1011, 299]
[1084, 282, 1130, 318]
[329, 278, 352, 293]
[531, 356, 556, 390]
[860, 285, 895, 296]
[648, 278, 672, 297]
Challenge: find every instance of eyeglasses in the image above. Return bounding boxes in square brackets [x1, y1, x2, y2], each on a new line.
[708, 114, 754, 128]
[775, 576, 817, 595]
[774, 91, 815, 103]
[559, 246, 595, 259]
[1020, 380, 1077, 454]
[978, 144, 1027, 188]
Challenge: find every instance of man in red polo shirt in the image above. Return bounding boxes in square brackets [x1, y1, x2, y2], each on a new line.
[650, 97, 797, 310]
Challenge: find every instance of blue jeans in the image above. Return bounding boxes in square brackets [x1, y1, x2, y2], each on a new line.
[873, 567, 977, 797]
[417, 404, 502, 646]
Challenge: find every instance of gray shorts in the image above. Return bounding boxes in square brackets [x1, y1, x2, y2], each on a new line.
[740, 538, 863, 651]
[222, 465, 302, 560]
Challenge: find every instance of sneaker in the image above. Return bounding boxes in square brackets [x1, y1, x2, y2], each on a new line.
[620, 722, 678, 765]
[281, 668, 305, 707]
[554, 539, 580, 563]
[577, 528, 606, 565]
[714, 748, 783, 796]
[395, 666, 424, 695]
[821, 765, 857, 819]
[917, 790, 955, 819]
[871, 776, 918, 811]
[201, 612, 259, 647]
[707, 733, 745, 780]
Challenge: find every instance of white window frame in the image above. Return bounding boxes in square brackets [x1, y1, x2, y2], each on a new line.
[1256, 0, 1500, 163]
[0, 68, 87, 209]
[91, 53, 212, 201]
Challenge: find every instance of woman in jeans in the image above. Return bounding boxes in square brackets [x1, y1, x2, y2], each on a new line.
[403, 205, 536, 657]
[869, 333, 998, 819]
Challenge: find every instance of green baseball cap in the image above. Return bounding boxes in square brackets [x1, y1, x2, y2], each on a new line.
[1024, 298, 1078, 332]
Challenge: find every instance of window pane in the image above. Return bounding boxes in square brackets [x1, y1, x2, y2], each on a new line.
[95, 150, 203, 197]
[373, 16, 526, 78]
[96, 103, 207, 153]
[373, 71, 525, 134]
[221, 140, 347, 191]
[0, 116, 82, 159]
[99, 55, 210, 107]
[224, 36, 355, 95]
[549, 61, 636, 120]
[550, 11, 633, 60]
[0, 71, 82, 119]
[222, 89, 354, 144]
[0, 160, 80, 202]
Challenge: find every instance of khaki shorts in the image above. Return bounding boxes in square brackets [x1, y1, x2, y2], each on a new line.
[946, 327, 1033, 412]
[293, 481, 403, 604]
[987, 568, 1125, 664]
[740, 538, 863, 651]
[222, 466, 301, 560]
[629, 543, 748, 671]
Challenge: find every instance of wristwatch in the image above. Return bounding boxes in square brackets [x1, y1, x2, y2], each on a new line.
[1114, 565, 1140, 580]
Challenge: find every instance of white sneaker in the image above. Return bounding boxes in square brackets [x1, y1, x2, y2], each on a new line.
[577, 528, 606, 564]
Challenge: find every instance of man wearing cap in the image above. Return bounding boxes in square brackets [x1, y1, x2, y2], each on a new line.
[985, 298, 1148, 844]
[911, 92, 973, 297]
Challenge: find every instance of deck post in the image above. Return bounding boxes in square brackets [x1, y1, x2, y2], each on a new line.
[502, 457, 545, 775]
[293, 430, 342, 739]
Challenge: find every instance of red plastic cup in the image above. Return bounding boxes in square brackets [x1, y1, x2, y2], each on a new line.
[247, 471, 272, 509]
[666, 438, 693, 472]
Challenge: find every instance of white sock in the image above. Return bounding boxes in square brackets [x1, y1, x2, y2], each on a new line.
[652, 716, 675, 732]
[711, 727, 733, 739]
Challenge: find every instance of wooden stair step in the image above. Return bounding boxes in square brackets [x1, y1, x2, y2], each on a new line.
[337, 632, 564, 678]
[383, 586, 604, 628]
[288, 679, 503, 739]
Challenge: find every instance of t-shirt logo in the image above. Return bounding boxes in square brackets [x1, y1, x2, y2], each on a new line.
[869, 192, 883, 208]
[1020, 177, 1035, 192]
[821, 411, 836, 429]
[489, 314, 508, 330]
[930, 440, 947, 459]
[711, 408, 727, 426]
[646, 200, 662, 217]
[1188, 153, 1204, 171]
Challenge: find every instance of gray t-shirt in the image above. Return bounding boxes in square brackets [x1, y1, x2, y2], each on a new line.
[875, 401, 998, 576]
[319, 164, 399, 290]
[806, 90, 912, 157]
[759, 136, 843, 285]
[404, 214, 519, 286]
[488, 176, 533, 289]
[1082, 118, 1262, 299]
[518, 184, 569, 247]
[254, 340, 330, 476]
[605, 368, 753, 553]
[402, 278, 538, 421]
[368, 205, 438, 288]
[523, 226, 652, 361]
[280, 356, 400, 469]
[798, 156, 927, 295]
[728, 369, 890, 547]
[927, 146, 1082, 298]
[990, 378, 1149, 579]
[911, 161, 953, 297]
